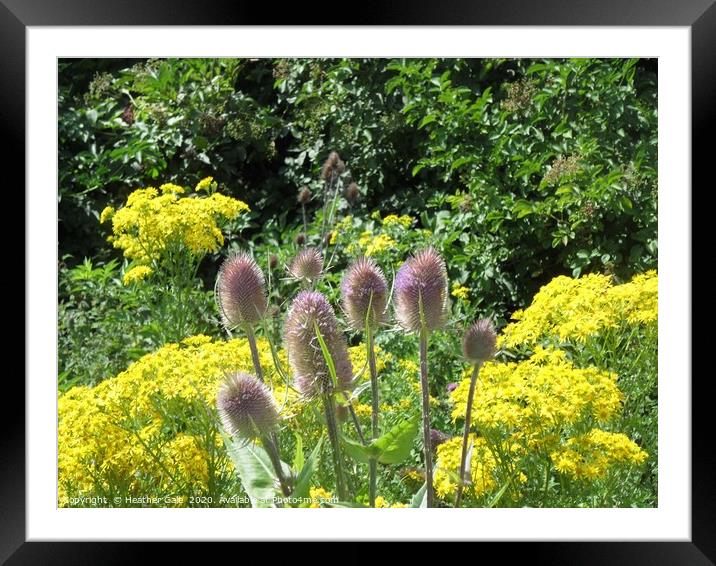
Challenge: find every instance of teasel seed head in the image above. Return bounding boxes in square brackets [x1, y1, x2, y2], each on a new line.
[430, 429, 450, 451]
[345, 182, 359, 203]
[268, 254, 279, 270]
[298, 186, 311, 205]
[216, 251, 268, 329]
[284, 291, 354, 397]
[216, 372, 279, 439]
[321, 151, 345, 180]
[288, 247, 323, 283]
[341, 256, 388, 332]
[394, 247, 448, 334]
[294, 233, 306, 246]
[462, 318, 497, 364]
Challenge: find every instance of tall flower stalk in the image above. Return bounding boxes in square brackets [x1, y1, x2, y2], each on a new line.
[341, 257, 388, 507]
[455, 319, 497, 507]
[394, 248, 448, 507]
[284, 290, 354, 501]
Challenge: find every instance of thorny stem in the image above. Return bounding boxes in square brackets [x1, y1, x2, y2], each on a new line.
[368, 330, 379, 508]
[419, 329, 435, 507]
[323, 394, 348, 501]
[455, 362, 481, 508]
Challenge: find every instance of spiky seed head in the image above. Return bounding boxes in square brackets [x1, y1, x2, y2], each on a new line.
[462, 319, 497, 363]
[298, 186, 311, 205]
[341, 257, 388, 331]
[430, 429, 450, 451]
[269, 254, 279, 270]
[216, 372, 279, 439]
[289, 247, 323, 282]
[321, 151, 345, 180]
[284, 291, 354, 397]
[345, 182, 359, 203]
[394, 247, 448, 334]
[216, 252, 267, 328]
[294, 233, 306, 246]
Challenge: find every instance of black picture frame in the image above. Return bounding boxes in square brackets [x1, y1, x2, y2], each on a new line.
[6, 1, 707, 562]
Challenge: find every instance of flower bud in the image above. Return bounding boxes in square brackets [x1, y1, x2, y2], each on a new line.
[341, 257, 388, 331]
[216, 252, 267, 328]
[295, 233, 306, 246]
[216, 372, 279, 439]
[345, 182, 359, 203]
[394, 247, 448, 333]
[284, 291, 354, 397]
[462, 319, 497, 364]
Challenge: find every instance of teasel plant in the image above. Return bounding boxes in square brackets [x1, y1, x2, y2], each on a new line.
[341, 256, 388, 507]
[288, 247, 324, 290]
[284, 290, 355, 501]
[217, 372, 291, 497]
[318, 150, 345, 252]
[455, 318, 497, 507]
[394, 247, 448, 507]
[216, 251, 268, 383]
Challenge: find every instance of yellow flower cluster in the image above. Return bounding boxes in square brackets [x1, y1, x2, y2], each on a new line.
[434, 435, 497, 500]
[122, 265, 153, 285]
[550, 429, 647, 480]
[195, 176, 217, 193]
[500, 270, 657, 347]
[58, 335, 294, 506]
[451, 283, 470, 300]
[450, 347, 622, 438]
[381, 214, 414, 229]
[308, 486, 335, 508]
[374, 496, 408, 508]
[103, 182, 249, 265]
[350, 230, 396, 257]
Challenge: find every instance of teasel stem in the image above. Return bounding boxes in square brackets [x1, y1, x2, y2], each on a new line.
[367, 325, 379, 507]
[323, 394, 348, 501]
[419, 328, 435, 507]
[455, 362, 481, 508]
[301, 203, 307, 237]
[346, 398, 366, 445]
[261, 432, 291, 498]
[245, 324, 264, 384]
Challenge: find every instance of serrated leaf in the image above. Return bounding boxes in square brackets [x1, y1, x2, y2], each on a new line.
[373, 416, 420, 465]
[222, 431, 277, 508]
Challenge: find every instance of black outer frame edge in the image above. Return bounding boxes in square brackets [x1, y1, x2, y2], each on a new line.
[7, 0, 710, 562]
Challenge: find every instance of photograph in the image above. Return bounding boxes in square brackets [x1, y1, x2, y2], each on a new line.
[57, 56, 659, 510]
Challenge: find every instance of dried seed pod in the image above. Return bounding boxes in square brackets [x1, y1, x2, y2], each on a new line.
[216, 252, 267, 328]
[394, 247, 448, 334]
[345, 182, 359, 203]
[284, 291, 354, 397]
[216, 372, 279, 439]
[341, 257, 388, 331]
[298, 186, 312, 205]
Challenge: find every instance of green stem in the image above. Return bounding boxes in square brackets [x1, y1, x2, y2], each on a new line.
[323, 394, 348, 501]
[419, 329, 435, 507]
[245, 325, 264, 383]
[261, 432, 291, 498]
[346, 399, 366, 445]
[455, 362, 481, 508]
[368, 331, 379, 508]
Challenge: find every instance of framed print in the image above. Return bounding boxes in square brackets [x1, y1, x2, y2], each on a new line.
[7, 0, 709, 561]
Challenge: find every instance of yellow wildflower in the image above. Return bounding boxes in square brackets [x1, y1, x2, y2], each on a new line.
[121, 265, 153, 285]
[99, 206, 115, 224]
[382, 214, 414, 229]
[434, 435, 497, 500]
[451, 283, 470, 301]
[195, 176, 216, 193]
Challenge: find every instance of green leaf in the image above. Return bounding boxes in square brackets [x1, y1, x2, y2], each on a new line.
[373, 416, 420, 465]
[419, 114, 437, 129]
[487, 478, 511, 508]
[222, 431, 277, 508]
[292, 432, 304, 473]
[410, 482, 428, 508]
[341, 435, 379, 463]
[292, 436, 323, 500]
[314, 320, 338, 389]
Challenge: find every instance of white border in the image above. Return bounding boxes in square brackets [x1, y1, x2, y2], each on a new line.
[27, 27, 691, 541]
